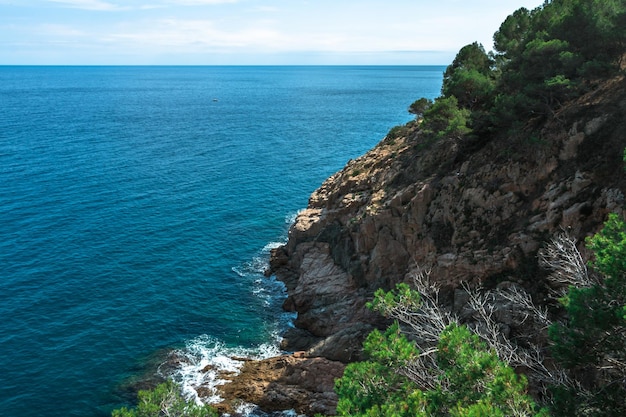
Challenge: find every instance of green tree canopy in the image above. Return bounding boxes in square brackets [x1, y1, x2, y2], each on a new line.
[408, 97, 433, 119]
[493, 7, 534, 59]
[442, 42, 496, 110]
[335, 285, 548, 417]
[421, 96, 471, 139]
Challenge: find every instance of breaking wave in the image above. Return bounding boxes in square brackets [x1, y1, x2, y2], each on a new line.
[162, 225, 298, 414]
[162, 334, 281, 405]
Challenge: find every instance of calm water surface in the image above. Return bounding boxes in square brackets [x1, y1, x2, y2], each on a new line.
[0, 66, 444, 416]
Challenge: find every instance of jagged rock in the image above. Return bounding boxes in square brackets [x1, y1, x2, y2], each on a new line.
[215, 355, 345, 416]
[304, 323, 375, 363]
[269, 75, 626, 362]
[243, 75, 626, 415]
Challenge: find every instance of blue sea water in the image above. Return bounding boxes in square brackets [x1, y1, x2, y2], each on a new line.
[0, 66, 444, 417]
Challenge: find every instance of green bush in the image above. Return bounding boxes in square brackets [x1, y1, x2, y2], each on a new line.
[408, 98, 432, 119]
[335, 285, 548, 417]
[386, 124, 410, 140]
[421, 96, 471, 139]
[442, 42, 496, 110]
[111, 380, 217, 417]
[549, 213, 626, 416]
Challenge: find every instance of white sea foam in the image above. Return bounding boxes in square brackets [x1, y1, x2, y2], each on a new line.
[285, 210, 303, 225]
[163, 334, 282, 407]
[231, 240, 291, 309]
[232, 241, 283, 279]
[165, 240, 296, 411]
[263, 241, 284, 251]
[164, 235, 300, 414]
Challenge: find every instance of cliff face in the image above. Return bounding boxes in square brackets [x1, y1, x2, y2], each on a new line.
[215, 75, 626, 414]
[269, 75, 626, 361]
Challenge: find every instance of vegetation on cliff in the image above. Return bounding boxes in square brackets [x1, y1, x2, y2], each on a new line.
[113, 1, 625, 416]
[548, 213, 626, 415]
[334, 0, 626, 416]
[111, 381, 217, 417]
[336, 321, 548, 417]
[408, 0, 625, 141]
[335, 215, 625, 416]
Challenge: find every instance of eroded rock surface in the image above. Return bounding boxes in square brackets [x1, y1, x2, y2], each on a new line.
[214, 355, 345, 416]
[211, 76, 626, 415]
[269, 75, 626, 360]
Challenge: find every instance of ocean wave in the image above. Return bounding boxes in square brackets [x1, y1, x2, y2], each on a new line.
[263, 241, 284, 251]
[162, 334, 282, 406]
[163, 241, 296, 413]
[232, 239, 286, 279]
[284, 210, 302, 226]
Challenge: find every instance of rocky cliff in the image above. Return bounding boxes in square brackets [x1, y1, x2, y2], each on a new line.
[216, 75, 626, 414]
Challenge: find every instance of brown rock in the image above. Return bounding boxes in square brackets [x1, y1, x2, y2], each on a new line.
[215, 355, 345, 416]
[248, 75, 626, 414]
[269, 74, 626, 364]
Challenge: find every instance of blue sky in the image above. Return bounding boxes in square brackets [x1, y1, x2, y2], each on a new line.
[1, 0, 544, 65]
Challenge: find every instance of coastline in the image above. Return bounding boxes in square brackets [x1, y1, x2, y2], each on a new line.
[207, 73, 626, 415]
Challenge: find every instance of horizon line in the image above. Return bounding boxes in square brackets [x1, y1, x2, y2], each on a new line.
[0, 63, 449, 68]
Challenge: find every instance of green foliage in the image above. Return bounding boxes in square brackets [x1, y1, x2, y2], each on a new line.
[337, 284, 547, 417]
[435, 324, 548, 417]
[548, 0, 626, 77]
[493, 7, 534, 59]
[407, 0, 626, 138]
[421, 96, 471, 139]
[549, 214, 626, 417]
[442, 42, 496, 110]
[368, 282, 422, 314]
[111, 380, 217, 417]
[586, 213, 626, 278]
[490, 0, 626, 127]
[386, 124, 410, 140]
[408, 97, 432, 119]
[335, 323, 422, 416]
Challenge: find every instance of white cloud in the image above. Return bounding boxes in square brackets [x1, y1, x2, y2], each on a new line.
[45, 0, 237, 11]
[37, 22, 87, 36]
[47, 0, 129, 11]
[163, 0, 238, 4]
[1, 0, 546, 64]
[104, 19, 284, 50]
[89, 14, 458, 57]
[247, 5, 279, 13]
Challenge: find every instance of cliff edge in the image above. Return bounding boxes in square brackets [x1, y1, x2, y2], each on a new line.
[214, 74, 625, 414]
[270, 74, 626, 362]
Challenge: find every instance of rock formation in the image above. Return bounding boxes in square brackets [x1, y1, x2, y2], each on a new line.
[270, 75, 625, 358]
[217, 75, 626, 414]
[214, 355, 344, 416]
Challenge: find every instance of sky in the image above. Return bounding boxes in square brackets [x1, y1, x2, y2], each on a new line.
[0, 0, 545, 65]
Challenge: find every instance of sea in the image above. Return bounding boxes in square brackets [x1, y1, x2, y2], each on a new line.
[0, 65, 444, 417]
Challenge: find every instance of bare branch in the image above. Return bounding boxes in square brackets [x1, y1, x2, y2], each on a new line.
[538, 230, 595, 293]
[398, 350, 442, 391]
[497, 285, 551, 328]
[381, 267, 457, 351]
[376, 266, 460, 389]
[389, 263, 582, 399]
[461, 282, 574, 390]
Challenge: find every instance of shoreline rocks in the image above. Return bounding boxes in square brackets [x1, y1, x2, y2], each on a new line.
[214, 354, 345, 416]
[211, 75, 626, 415]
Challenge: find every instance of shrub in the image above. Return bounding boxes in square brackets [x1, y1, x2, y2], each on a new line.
[421, 96, 471, 139]
[111, 380, 217, 417]
[408, 98, 433, 119]
[335, 283, 548, 417]
[386, 124, 410, 140]
[548, 213, 626, 416]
